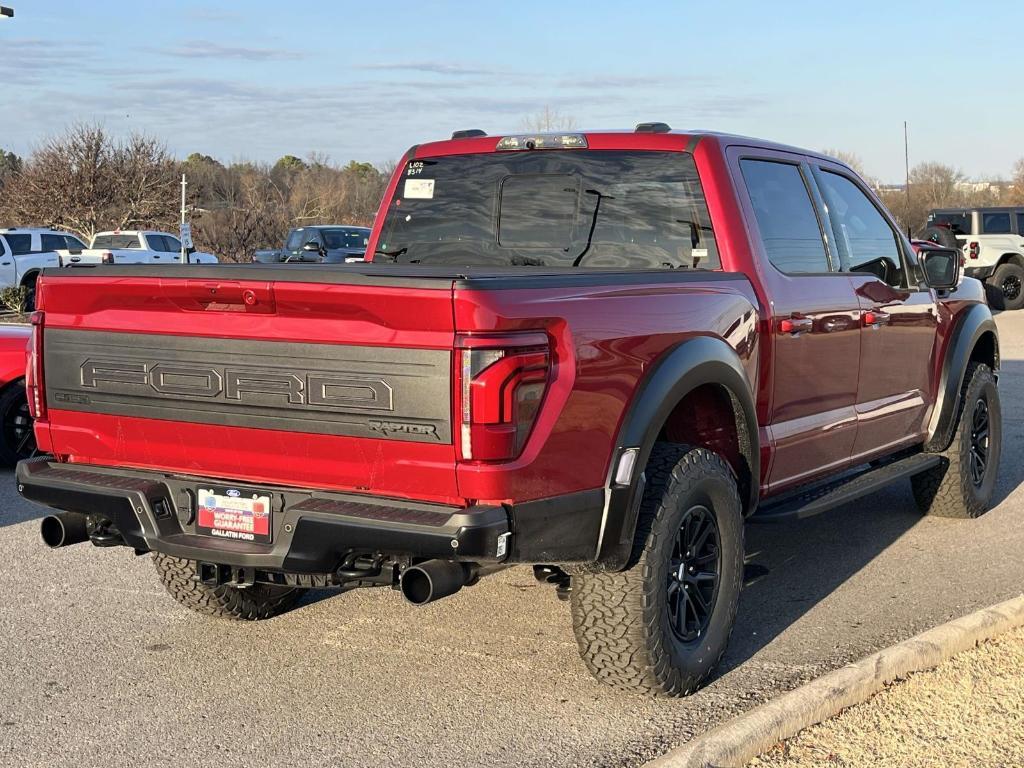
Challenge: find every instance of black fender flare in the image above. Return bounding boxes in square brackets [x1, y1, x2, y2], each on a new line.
[594, 335, 759, 570]
[927, 303, 999, 451]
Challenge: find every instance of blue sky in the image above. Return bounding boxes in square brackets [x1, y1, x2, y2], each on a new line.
[2, 0, 1020, 181]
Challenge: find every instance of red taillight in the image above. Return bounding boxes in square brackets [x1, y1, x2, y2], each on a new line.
[969, 242, 980, 260]
[457, 333, 550, 462]
[26, 310, 45, 420]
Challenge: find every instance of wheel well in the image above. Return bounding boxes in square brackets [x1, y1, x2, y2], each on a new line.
[970, 330, 998, 371]
[655, 383, 754, 510]
[998, 253, 1024, 269]
[19, 270, 39, 288]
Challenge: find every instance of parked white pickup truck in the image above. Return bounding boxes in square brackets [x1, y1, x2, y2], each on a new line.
[0, 227, 90, 304]
[66, 230, 219, 266]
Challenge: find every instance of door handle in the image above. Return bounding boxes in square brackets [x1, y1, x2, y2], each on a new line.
[863, 310, 891, 327]
[778, 316, 814, 335]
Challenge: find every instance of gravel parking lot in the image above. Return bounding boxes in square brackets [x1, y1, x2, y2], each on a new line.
[2, 312, 1023, 768]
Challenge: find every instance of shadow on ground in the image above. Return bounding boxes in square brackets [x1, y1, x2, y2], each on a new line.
[718, 355, 1024, 675]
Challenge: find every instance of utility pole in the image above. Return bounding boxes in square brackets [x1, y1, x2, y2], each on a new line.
[904, 121, 912, 236]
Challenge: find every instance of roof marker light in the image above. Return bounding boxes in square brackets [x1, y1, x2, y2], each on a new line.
[495, 134, 588, 151]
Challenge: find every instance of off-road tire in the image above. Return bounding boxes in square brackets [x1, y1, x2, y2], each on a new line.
[0, 381, 34, 466]
[987, 263, 1024, 311]
[153, 553, 303, 620]
[912, 362, 1000, 518]
[570, 443, 744, 696]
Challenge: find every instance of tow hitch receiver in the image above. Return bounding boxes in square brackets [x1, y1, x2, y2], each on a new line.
[198, 562, 255, 589]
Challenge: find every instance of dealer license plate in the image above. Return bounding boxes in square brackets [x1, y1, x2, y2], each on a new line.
[196, 486, 273, 544]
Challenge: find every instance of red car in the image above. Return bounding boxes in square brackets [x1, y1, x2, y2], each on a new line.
[0, 325, 34, 465]
[19, 126, 999, 696]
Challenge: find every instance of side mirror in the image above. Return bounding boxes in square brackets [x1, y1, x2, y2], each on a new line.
[920, 247, 961, 291]
[302, 241, 321, 252]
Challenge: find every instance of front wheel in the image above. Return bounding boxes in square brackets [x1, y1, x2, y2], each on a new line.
[571, 444, 744, 696]
[987, 263, 1024, 311]
[912, 362, 1001, 518]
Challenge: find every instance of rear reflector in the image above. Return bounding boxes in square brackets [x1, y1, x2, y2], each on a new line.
[457, 332, 550, 462]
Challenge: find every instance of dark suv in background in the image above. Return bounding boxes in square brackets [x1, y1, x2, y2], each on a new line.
[252, 225, 371, 263]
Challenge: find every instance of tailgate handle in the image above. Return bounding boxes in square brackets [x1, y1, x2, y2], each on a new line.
[163, 281, 276, 314]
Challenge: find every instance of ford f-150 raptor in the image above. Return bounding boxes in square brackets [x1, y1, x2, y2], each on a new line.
[18, 125, 1000, 696]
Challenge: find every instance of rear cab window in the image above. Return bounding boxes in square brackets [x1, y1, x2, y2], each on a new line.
[376, 150, 720, 270]
[92, 234, 142, 249]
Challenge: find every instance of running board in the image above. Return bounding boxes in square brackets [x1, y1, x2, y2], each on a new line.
[751, 453, 942, 523]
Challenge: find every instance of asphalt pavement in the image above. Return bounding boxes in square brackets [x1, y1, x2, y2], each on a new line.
[2, 313, 1023, 768]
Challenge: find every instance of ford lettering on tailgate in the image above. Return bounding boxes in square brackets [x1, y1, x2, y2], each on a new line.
[43, 330, 452, 443]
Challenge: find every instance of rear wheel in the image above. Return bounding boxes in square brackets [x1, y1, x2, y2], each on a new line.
[0, 381, 35, 466]
[912, 363, 1000, 518]
[571, 444, 743, 696]
[153, 554, 303, 620]
[987, 263, 1024, 311]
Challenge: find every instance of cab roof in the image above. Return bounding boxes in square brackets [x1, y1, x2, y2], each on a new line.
[412, 128, 835, 165]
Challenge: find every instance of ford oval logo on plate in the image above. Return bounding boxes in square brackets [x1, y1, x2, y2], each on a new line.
[226, 489, 241, 497]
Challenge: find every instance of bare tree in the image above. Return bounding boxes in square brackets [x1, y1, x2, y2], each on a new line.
[821, 148, 875, 186]
[1010, 158, 1024, 205]
[0, 125, 177, 241]
[521, 106, 577, 132]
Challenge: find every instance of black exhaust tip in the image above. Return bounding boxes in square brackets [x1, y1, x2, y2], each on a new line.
[40, 512, 89, 549]
[400, 560, 468, 606]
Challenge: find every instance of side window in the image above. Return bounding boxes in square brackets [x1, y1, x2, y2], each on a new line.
[5, 234, 31, 255]
[41, 234, 67, 252]
[1017, 213, 1024, 236]
[285, 230, 305, 250]
[816, 171, 904, 287]
[740, 159, 830, 274]
[982, 212, 1012, 234]
[64, 235, 87, 250]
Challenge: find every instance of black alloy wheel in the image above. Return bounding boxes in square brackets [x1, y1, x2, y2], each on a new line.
[667, 504, 721, 643]
[1002, 274, 1022, 302]
[4, 395, 35, 460]
[969, 397, 990, 487]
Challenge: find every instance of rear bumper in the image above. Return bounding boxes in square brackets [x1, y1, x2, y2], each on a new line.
[16, 460, 605, 571]
[16, 459, 508, 571]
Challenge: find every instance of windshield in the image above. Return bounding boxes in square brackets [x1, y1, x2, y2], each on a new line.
[375, 150, 720, 269]
[92, 234, 140, 249]
[322, 228, 370, 249]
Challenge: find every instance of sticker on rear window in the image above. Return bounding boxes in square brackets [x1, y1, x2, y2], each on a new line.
[404, 179, 435, 199]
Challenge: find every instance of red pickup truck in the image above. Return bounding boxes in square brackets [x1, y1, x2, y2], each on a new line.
[19, 126, 1000, 696]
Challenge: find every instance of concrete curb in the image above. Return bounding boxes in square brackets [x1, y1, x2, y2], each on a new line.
[645, 594, 1024, 768]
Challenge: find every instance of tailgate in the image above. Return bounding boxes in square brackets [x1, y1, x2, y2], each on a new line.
[36, 268, 461, 505]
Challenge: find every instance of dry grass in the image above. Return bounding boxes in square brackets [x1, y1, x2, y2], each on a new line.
[751, 626, 1024, 768]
